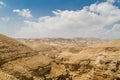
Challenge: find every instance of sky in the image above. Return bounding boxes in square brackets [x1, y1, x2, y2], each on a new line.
[0, 0, 120, 39]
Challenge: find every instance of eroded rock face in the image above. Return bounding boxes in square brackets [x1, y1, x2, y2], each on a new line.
[92, 57, 120, 80]
[30, 53, 120, 80]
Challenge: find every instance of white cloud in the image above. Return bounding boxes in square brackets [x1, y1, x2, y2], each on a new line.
[0, 17, 10, 22]
[0, 1, 6, 8]
[107, 0, 120, 3]
[14, 1, 120, 39]
[13, 9, 32, 18]
[107, 0, 116, 3]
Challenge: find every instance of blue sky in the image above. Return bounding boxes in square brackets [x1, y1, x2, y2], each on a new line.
[2, 0, 106, 17]
[0, 0, 120, 39]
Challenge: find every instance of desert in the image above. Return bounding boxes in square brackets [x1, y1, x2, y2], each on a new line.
[0, 34, 120, 80]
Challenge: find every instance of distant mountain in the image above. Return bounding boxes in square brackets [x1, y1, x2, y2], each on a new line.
[18, 37, 105, 49]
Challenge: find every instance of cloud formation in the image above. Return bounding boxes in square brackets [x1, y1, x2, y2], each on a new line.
[0, 17, 10, 22]
[0, 1, 5, 8]
[13, 9, 32, 18]
[14, 1, 120, 39]
[107, 0, 120, 3]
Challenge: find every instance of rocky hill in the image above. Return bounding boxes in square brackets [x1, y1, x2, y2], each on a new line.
[0, 34, 37, 66]
[0, 34, 120, 80]
[0, 34, 51, 80]
[18, 38, 120, 80]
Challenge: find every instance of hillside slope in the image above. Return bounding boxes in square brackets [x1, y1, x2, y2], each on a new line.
[0, 34, 37, 66]
[0, 34, 51, 80]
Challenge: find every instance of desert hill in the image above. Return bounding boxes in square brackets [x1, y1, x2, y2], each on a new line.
[0, 34, 51, 80]
[0, 34, 120, 80]
[18, 38, 120, 80]
[18, 37, 104, 48]
[18, 38, 104, 58]
[94, 39, 120, 47]
[0, 34, 37, 66]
